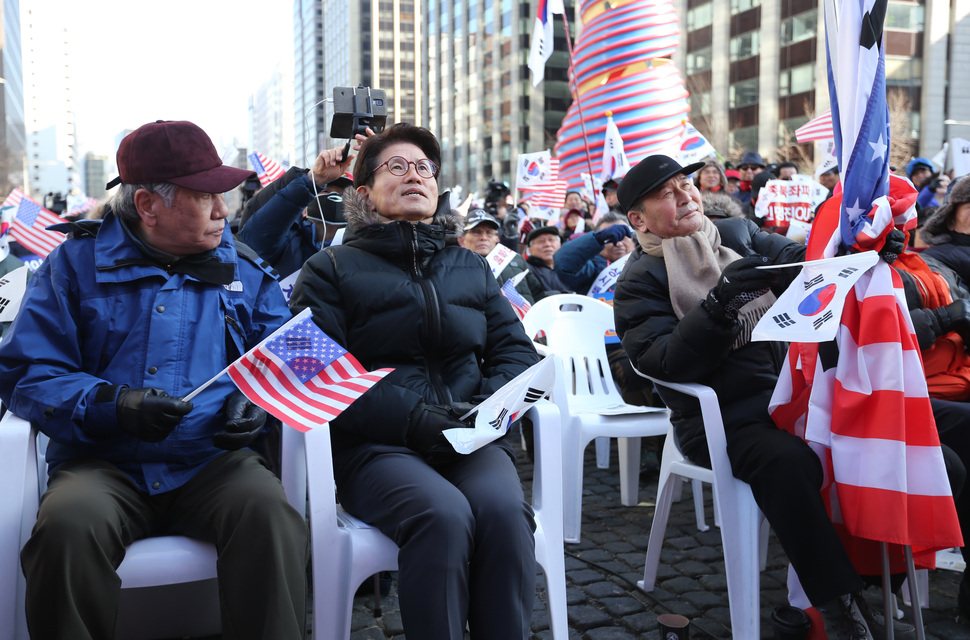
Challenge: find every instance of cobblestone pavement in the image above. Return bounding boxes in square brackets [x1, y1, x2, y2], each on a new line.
[338, 437, 970, 640]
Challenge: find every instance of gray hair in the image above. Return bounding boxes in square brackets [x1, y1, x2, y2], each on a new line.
[109, 182, 178, 225]
[595, 210, 629, 229]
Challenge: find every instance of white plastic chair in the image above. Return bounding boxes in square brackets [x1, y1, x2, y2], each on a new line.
[634, 374, 767, 640]
[308, 400, 569, 640]
[0, 410, 307, 640]
[522, 294, 671, 543]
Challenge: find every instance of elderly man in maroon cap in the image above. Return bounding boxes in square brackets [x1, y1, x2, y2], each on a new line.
[0, 120, 308, 639]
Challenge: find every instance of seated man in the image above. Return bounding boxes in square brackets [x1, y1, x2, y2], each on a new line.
[613, 154, 887, 639]
[553, 210, 634, 296]
[0, 120, 309, 639]
[524, 225, 571, 296]
[459, 208, 545, 304]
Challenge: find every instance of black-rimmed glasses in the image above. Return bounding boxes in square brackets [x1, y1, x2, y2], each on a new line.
[373, 156, 439, 179]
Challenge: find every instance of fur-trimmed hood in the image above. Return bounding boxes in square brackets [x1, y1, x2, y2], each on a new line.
[701, 192, 744, 219]
[920, 176, 970, 246]
[341, 188, 464, 235]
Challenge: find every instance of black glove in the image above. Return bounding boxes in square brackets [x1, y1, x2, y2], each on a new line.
[213, 390, 268, 450]
[879, 228, 906, 264]
[406, 401, 477, 465]
[117, 387, 193, 442]
[593, 224, 632, 246]
[704, 256, 779, 322]
[501, 211, 520, 238]
[930, 299, 970, 342]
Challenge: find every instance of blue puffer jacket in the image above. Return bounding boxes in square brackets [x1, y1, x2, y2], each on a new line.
[0, 212, 291, 494]
[553, 231, 607, 295]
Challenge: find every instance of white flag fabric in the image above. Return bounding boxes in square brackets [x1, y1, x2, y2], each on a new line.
[516, 150, 554, 191]
[527, 0, 564, 87]
[675, 122, 717, 166]
[600, 114, 630, 182]
[0, 265, 29, 322]
[951, 137, 970, 178]
[752, 251, 879, 343]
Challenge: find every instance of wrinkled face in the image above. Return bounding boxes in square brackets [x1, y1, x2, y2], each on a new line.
[699, 166, 722, 188]
[358, 142, 439, 222]
[462, 224, 500, 256]
[139, 187, 229, 256]
[564, 193, 583, 210]
[627, 174, 704, 239]
[778, 166, 797, 180]
[529, 232, 561, 264]
[818, 172, 839, 191]
[950, 202, 970, 235]
[597, 221, 635, 261]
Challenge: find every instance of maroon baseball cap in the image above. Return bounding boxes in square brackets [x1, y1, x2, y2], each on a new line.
[106, 120, 256, 193]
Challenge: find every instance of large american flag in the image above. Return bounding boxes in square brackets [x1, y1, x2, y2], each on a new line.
[1, 189, 66, 257]
[520, 158, 569, 210]
[247, 151, 286, 187]
[228, 309, 393, 432]
[769, 0, 962, 574]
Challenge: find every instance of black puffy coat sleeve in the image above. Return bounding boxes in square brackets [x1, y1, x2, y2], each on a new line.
[289, 250, 421, 446]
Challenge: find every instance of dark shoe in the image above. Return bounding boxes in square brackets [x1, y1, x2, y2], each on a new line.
[853, 593, 915, 639]
[958, 574, 970, 625]
[817, 593, 873, 640]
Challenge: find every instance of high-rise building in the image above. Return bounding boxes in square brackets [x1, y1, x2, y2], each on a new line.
[21, 0, 79, 198]
[83, 152, 108, 200]
[674, 0, 969, 166]
[294, 0, 326, 165]
[0, 0, 25, 194]
[250, 64, 296, 167]
[425, 0, 574, 190]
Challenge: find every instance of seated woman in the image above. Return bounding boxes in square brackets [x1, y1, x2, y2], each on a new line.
[290, 123, 540, 640]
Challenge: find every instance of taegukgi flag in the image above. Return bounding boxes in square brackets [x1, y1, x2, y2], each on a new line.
[527, 0, 564, 86]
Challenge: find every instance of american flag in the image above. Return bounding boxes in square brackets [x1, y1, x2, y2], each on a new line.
[794, 109, 834, 143]
[520, 158, 569, 209]
[769, 0, 962, 574]
[247, 151, 286, 187]
[1, 189, 66, 257]
[227, 309, 394, 433]
[500, 277, 532, 320]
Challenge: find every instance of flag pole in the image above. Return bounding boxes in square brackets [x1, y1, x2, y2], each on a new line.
[558, 12, 597, 181]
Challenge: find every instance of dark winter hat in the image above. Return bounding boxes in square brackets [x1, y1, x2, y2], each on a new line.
[107, 120, 255, 192]
[751, 171, 776, 203]
[526, 225, 561, 245]
[906, 157, 934, 179]
[617, 155, 705, 214]
[602, 179, 619, 192]
[463, 208, 500, 231]
[738, 151, 765, 169]
[920, 176, 970, 245]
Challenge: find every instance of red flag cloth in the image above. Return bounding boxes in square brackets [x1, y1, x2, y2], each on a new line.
[228, 309, 393, 432]
[1, 189, 66, 257]
[769, 178, 963, 574]
[247, 151, 286, 187]
[794, 109, 833, 143]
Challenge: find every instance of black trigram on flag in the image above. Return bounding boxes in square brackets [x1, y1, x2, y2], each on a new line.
[812, 310, 834, 330]
[524, 387, 544, 404]
[772, 313, 796, 328]
[489, 408, 509, 430]
[0, 298, 9, 315]
[838, 267, 858, 278]
[803, 274, 824, 290]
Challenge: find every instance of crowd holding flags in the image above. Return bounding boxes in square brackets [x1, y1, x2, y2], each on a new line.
[767, 0, 962, 576]
[248, 151, 286, 187]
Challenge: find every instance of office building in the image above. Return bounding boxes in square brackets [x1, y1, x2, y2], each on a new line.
[250, 64, 296, 167]
[0, 0, 25, 194]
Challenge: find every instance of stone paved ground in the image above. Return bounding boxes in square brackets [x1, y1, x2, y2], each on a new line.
[339, 437, 970, 640]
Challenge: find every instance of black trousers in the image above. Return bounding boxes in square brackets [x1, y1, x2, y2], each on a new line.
[680, 413, 864, 606]
[929, 398, 970, 569]
[336, 442, 537, 640]
[21, 450, 309, 640]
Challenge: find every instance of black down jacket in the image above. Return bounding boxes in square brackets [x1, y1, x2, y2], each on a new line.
[290, 191, 539, 475]
[613, 217, 805, 465]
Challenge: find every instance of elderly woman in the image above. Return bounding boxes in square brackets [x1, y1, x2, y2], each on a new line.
[693, 161, 728, 193]
[289, 123, 540, 640]
[920, 176, 970, 283]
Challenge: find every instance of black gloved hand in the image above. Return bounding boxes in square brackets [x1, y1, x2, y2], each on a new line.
[213, 390, 268, 450]
[930, 299, 970, 341]
[406, 401, 477, 465]
[501, 211, 520, 238]
[117, 387, 193, 443]
[879, 228, 906, 264]
[705, 256, 779, 322]
[593, 224, 632, 246]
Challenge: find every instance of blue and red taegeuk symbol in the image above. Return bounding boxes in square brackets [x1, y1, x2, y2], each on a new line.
[797, 283, 837, 316]
[527, 161, 541, 177]
[681, 135, 704, 151]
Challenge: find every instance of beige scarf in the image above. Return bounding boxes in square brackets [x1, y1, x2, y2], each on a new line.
[636, 217, 775, 349]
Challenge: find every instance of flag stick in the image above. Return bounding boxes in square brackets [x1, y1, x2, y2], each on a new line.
[182, 366, 230, 402]
[559, 12, 596, 182]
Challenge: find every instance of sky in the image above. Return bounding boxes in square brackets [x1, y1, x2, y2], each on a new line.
[47, 0, 292, 158]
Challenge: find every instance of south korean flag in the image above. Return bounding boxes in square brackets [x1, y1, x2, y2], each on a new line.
[751, 251, 879, 343]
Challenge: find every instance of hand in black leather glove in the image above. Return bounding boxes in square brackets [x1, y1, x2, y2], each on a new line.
[406, 401, 477, 465]
[879, 228, 906, 264]
[705, 256, 779, 321]
[213, 390, 268, 450]
[593, 224, 632, 247]
[931, 299, 970, 342]
[117, 387, 193, 442]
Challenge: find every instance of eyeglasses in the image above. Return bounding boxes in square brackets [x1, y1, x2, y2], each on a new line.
[373, 156, 439, 180]
[738, 165, 757, 171]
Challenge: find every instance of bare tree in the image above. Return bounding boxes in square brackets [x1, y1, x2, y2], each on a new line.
[887, 88, 918, 172]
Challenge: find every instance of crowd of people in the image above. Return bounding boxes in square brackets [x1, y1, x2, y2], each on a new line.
[3, 116, 970, 640]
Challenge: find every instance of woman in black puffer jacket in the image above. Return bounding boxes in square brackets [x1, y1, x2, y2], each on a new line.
[290, 123, 539, 640]
[920, 175, 970, 284]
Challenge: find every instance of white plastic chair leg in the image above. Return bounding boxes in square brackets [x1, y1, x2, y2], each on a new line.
[618, 437, 641, 506]
[638, 464, 677, 592]
[716, 480, 762, 639]
[691, 479, 709, 532]
[901, 569, 930, 609]
[595, 436, 610, 469]
[562, 431, 587, 544]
